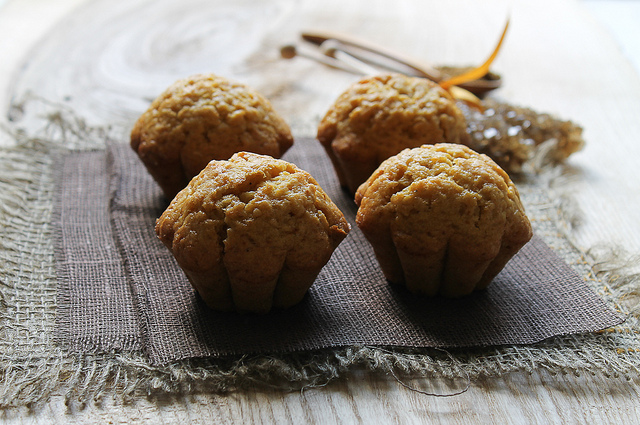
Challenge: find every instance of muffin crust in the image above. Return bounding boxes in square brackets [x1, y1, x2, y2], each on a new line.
[355, 143, 532, 297]
[131, 74, 293, 198]
[318, 73, 469, 194]
[156, 152, 350, 313]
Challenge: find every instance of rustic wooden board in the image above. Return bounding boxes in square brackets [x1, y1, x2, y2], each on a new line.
[3, 0, 640, 253]
[1, 0, 640, 422]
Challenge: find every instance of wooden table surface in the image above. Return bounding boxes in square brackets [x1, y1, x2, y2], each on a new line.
[1, 0, 640, 423]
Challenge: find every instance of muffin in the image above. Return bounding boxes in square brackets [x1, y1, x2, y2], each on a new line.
[355, 143, 532, 298]
[131, 73, 293, 199]
[155, 152, 350, 313]
[317, 73, 469, 194]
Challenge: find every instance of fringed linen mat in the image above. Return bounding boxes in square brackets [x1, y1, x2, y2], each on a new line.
[2, 133, 639, 409]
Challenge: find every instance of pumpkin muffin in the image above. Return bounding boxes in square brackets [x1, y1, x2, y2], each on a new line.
[131, 73, 293, 199]
[355, 143, 532, 298]
[317, 73, 469, 194]
[156, 152, 350, 313]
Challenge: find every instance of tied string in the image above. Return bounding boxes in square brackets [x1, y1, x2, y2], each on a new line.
[282, 19, 510, 107]
[438, 18, 510, 110]
[439, 19, 510, 91]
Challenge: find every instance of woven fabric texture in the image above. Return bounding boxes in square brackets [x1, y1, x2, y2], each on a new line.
[1, 119, 639, 409]
[53, 139, 624, 366]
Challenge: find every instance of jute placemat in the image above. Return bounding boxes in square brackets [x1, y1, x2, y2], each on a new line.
[53, 138, 624, 366]
[2, 122, 638, 409]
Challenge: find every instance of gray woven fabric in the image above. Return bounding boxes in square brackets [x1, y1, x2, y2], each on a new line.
[53, 139, 624, 366]
[2, 120, 638, 410]
[53, 150, 142, 352]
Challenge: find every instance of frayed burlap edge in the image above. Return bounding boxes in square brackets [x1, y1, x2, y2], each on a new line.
[1, 103, 639, 410]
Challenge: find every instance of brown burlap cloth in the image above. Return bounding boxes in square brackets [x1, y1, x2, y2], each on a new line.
[53, 138, 624, 366]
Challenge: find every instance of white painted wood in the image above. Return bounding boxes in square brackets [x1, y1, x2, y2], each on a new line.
[1, 0, 639, 422]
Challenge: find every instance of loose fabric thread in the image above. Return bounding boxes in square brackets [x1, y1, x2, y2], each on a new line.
[1, 101, 639, 410]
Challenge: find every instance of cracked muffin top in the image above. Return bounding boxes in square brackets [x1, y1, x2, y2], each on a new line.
[355, 143, 532, 296]
[355, 143, 531, 251]
[131, 74, 293, 199]
[317, 73, 469, 193]
[155, 152, 350, 312]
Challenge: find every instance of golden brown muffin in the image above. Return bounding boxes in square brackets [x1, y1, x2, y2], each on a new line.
[156, 152, 350, 313]
[131, 74, 293, 199]
[355, 143, 532, 298]
[317, 73, 469, 194]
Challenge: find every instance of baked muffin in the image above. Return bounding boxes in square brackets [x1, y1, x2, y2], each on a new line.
[355, 143, 532, 298]
[155, 152, 350, 313]
[317, 73, 469, 194]
[131, 74, 293, 199]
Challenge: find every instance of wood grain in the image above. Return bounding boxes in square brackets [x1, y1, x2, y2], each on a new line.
[1, 0, 640, 423]
[4, 0, 640, 253]
[1, 371, 639, 424]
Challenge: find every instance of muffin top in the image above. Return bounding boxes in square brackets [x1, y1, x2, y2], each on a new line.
[317, 73, 469, 164]
[355, 143, 531, 255]
[156, 152, 350, 279]
[131, 74, 293, 198]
